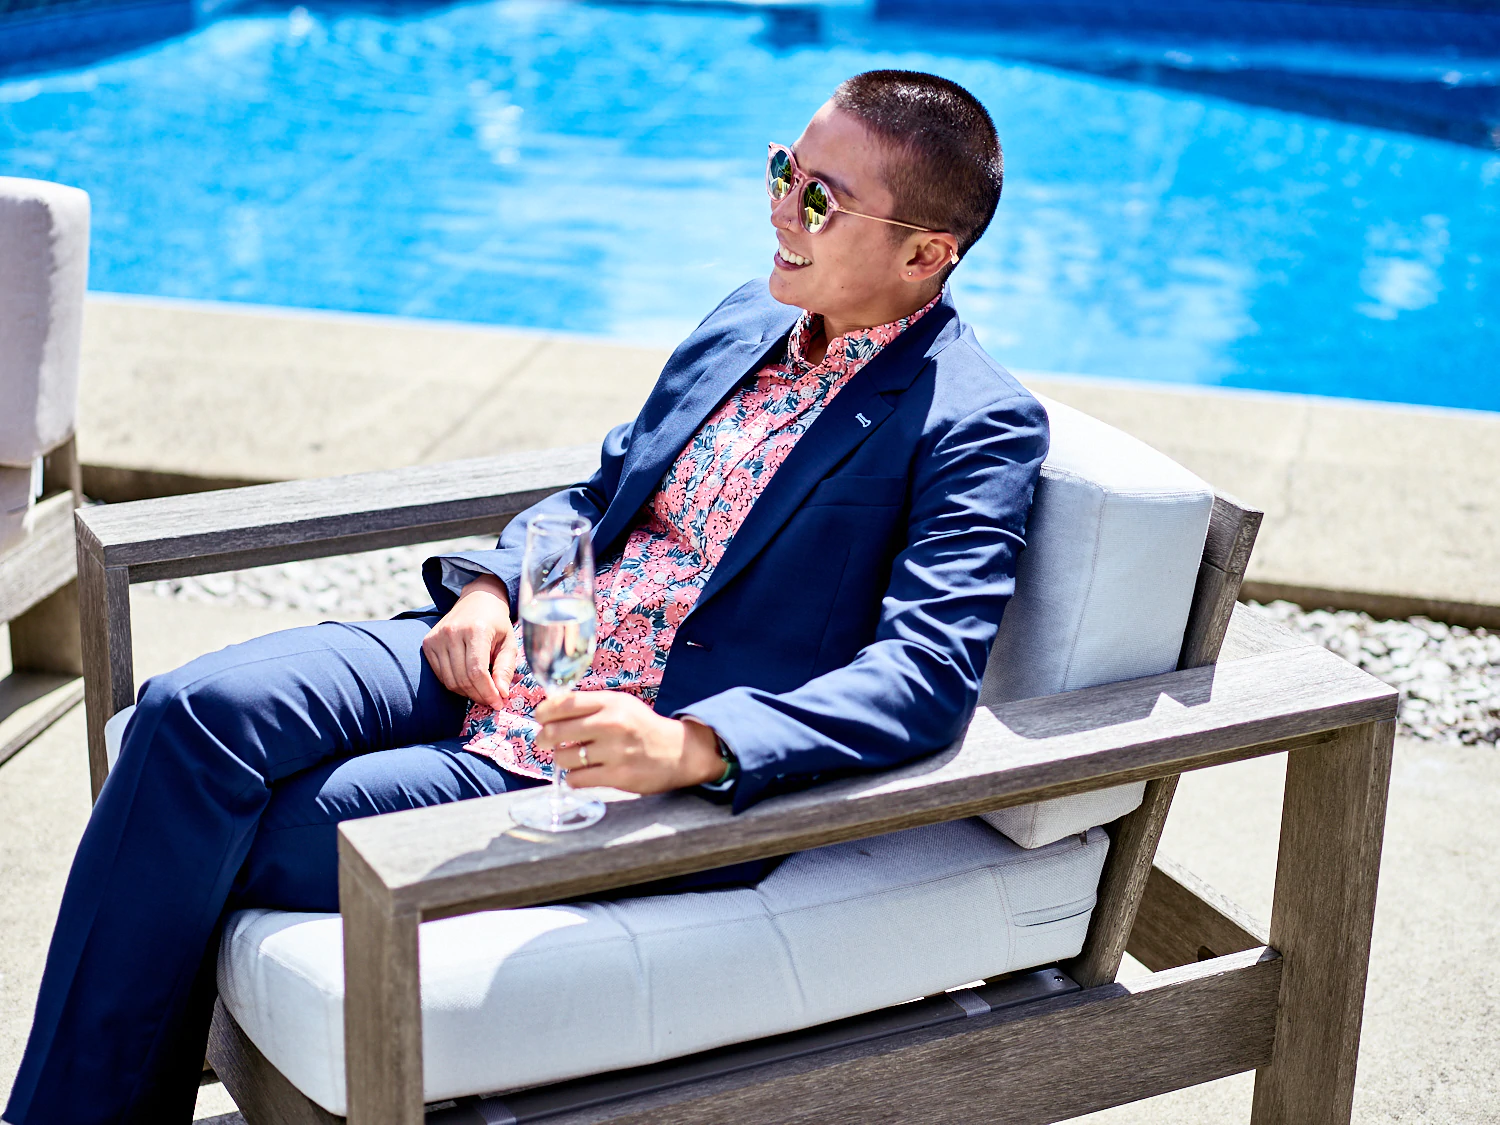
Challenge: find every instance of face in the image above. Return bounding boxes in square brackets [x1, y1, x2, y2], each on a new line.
[767, 102, 957, 331]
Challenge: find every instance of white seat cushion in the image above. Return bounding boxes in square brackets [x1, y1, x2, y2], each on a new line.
[979, 391, 1215, 848]
[218, 821, 1109, 1114]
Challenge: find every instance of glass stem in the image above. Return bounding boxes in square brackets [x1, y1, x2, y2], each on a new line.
[546, 686, 571, 815]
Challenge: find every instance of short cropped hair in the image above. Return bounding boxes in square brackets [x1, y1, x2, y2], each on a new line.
[831, 70, 1003, 266]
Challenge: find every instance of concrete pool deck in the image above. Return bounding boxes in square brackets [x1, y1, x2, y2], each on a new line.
[76, 293, 1500, 626]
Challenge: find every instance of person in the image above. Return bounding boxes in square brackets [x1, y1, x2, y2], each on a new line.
[5, 69, 1048, 1124]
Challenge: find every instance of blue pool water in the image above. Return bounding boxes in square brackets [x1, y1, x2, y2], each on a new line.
[2, 0, 1498, 411]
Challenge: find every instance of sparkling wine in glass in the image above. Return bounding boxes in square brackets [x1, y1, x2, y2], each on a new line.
[510, 514, 606, 832]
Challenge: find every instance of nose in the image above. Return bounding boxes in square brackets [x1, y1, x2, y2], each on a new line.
[770, 184, 799, 233]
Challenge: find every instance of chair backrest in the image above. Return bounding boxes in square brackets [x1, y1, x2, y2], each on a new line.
[978, 392, 1217, 849]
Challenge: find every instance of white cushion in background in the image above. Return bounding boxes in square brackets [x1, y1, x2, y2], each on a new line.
[0, 177, 90, 467]
[978, 392, 1215, 848]
[219, 821, 1109, 1114]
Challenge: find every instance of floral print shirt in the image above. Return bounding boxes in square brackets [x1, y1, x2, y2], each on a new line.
[460, 293, 940, 777]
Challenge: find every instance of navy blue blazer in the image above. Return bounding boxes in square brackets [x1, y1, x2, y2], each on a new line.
[424, 279, 1049, 812]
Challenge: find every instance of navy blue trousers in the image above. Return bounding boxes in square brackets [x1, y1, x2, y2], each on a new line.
[5, 615, 768, 1124]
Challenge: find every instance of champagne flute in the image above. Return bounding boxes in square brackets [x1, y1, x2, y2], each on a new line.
[510, 514, 606, 833]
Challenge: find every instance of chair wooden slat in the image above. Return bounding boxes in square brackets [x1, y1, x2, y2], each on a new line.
[1066, 491, 1263, 988]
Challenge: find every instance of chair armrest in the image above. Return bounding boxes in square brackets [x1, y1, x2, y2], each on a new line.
[337, 643, 1398, 922]
[73, 447, 597, 796]
[73, 446, 597, 582]
[1219, 602, 1314, 662]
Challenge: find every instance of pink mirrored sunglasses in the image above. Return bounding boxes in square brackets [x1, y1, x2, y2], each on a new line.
[766, 143, 959, 265]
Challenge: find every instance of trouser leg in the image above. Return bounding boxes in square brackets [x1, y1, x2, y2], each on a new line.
[5, 616, 461, 1125]
[232, 739, 544, 913]
[227, 741, 775, 913]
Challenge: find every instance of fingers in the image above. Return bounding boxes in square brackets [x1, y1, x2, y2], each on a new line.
[534, 690, 608, 724]
[559, 761, 617, 789]
[463, 635, 503, 709]
[422, 633, 461, 696]
[491, 625, 518, 696]
[535, 713, 606, 753]
[423, 624, 502, 708]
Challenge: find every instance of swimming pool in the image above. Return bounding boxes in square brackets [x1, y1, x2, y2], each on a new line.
[2, 0, 1498, 411]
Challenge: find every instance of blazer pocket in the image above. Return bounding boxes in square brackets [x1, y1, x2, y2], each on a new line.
[804, 475, 907, 508]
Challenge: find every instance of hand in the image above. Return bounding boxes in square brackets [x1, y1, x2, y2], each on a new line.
[422, 575, 517, 708]
[535, 691, 724, 794]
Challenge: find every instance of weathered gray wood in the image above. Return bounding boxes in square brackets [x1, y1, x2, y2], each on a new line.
[1180, 492, 1263, 671]
[42, 435, 83, 503]
[1219, 602, 1314, 663]
[81, 462, 271, 505]
[1251, 719, 1395, 1124]
[9, 580, 84, 675]
[75, 446, 596, 580]
[1065, 773, 1180, 987]
[454, 969, 1080, 1125]
[338, 644, 1393, 920]
[1127, 854, 1270, 972]
[0, 674, 83, 770]
[208, 999, 341, 1125]
[0, 490, 77, 622]
[10, 444, 85, 678]
[76, 526, 134, 799]
[508, 948, 1281, 1125]
[341, 845, 425, 1125]
[1061, 492, 1264, 988]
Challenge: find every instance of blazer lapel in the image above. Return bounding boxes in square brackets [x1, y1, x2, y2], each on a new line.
[692, 291, 962, 611]
[593, 296, 801, 549]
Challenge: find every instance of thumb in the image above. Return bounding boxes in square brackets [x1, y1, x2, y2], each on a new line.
[491, 624, 519, 697]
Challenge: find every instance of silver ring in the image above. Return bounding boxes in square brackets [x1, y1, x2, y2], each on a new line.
[578, 747, 589, 768]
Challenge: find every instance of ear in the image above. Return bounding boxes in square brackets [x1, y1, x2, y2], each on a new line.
[901, 233, 959, 284]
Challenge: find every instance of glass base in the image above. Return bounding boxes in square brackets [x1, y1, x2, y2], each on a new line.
[511, 789, 606, 832]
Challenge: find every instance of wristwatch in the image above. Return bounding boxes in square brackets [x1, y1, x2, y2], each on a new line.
[705, 734, 739, 790]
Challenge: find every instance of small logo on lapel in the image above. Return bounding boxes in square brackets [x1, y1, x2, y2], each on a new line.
[855, 412, 872, 428]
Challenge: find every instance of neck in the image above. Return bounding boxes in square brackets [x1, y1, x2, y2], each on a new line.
[809, 285, 940, 364]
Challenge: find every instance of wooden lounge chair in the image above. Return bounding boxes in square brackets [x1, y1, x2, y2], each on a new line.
[1, 176, 90, 767]
[75, 408, 1396, 1124]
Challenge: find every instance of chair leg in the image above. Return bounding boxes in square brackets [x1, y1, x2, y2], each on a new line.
[1251, 719, 1394, 1124]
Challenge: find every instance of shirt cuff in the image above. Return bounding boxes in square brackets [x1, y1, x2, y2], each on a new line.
[439, 558, 493, 600]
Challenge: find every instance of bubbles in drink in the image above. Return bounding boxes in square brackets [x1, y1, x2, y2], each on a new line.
[521, 596, 597, 690]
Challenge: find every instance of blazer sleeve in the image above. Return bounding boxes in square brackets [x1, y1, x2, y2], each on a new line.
[421, 420, 633, 616]
[678, 390, 1049, 813]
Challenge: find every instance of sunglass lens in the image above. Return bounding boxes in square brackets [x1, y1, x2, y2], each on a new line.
[801, 180, 830, 233]
[767, 149, 793, 201]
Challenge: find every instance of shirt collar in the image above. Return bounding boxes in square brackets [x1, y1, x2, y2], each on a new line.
[784, 291, 943, 375]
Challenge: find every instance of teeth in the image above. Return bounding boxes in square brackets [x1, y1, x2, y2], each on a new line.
[778, 245, 811, 266]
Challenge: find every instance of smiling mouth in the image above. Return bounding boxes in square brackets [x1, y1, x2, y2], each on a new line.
[777, 245, 812, 267]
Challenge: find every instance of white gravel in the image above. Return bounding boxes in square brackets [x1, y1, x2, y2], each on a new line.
[1250, 601, 1500, 746]
[148, 537, 496, 622]
[150, 547, 1499, 746]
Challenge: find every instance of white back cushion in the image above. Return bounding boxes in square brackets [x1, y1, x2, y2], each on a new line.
[0, 177, 89, 467]
[978, 392, 1214, 848]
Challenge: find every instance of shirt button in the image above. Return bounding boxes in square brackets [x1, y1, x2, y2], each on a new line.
[706, 475, 721, 489]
